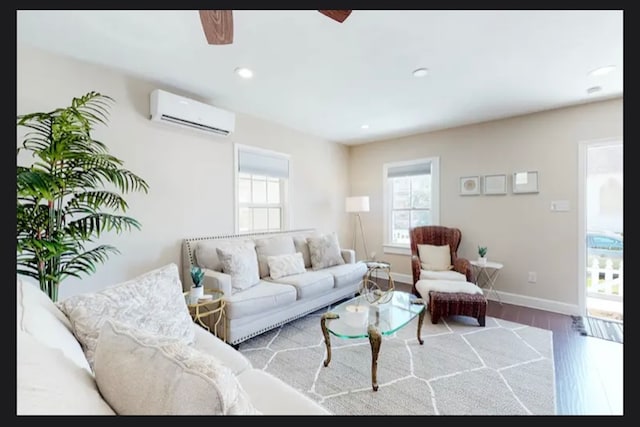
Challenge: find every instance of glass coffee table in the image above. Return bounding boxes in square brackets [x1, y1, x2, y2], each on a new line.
[320, 291, 426, 391]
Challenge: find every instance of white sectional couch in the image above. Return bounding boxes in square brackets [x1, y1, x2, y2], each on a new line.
[16, 275, 330, 415]
[182, 229, 367, 346]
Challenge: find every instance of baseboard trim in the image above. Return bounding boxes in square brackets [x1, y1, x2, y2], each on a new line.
[390, 272, 580, 316]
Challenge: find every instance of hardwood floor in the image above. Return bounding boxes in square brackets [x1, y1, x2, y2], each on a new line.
[393, 282, 624, 415]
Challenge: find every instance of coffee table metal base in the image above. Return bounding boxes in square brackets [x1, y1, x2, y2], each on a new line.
[321, 298, 426, 392]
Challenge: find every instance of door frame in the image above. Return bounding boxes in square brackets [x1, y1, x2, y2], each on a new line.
[577, 137, 622, 316]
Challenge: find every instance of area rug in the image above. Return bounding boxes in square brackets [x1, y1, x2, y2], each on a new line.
[571, 315, 623, 344]
[238, 306, 557, 415]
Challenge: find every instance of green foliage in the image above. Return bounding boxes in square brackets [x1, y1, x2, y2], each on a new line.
[17, 91, 149, 302]
[478, 246, 487, 257]
[190, 266, 205, 287]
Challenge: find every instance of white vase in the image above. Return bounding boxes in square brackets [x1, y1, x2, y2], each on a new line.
[478, 257, 487, 266]
[189, 286, 204, 304]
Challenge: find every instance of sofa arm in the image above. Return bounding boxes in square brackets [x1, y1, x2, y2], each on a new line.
[341, 249, 356, 264]
[202, 269, 232, 297]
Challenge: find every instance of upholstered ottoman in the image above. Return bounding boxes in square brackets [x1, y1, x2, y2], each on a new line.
[428, 291, 487, 326]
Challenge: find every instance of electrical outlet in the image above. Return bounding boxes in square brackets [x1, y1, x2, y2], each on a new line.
[528, 272, 537, 283]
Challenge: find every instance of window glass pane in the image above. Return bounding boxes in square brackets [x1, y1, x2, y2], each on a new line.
[268, 208, 281, 230]
[253, 208, 268, 231]
[239, 208, 251, 232]
[267, 180, 280, 204]
[252, 177, 267, 203]
[411, 210, 431, 228]
[239, 178, 251, 203]
[391, 210, 410, 244]
[411, 174, 431, 208]
[392, 177, 411, 209]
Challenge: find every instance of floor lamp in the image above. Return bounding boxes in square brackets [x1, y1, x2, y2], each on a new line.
[346, 196, 370, 260]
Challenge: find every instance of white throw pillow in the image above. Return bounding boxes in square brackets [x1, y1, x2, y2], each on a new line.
[56, 263, 195, 370]
[93, 320, 260, 415]
[417, 244, 453, 271]
[307, 233, 345, 270]
[216, 242, 260, 292]
[267, 253, 306, 280]
[254, 236, 296, 278]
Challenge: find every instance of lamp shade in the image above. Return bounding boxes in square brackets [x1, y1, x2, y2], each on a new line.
[345, 196, 370, 213]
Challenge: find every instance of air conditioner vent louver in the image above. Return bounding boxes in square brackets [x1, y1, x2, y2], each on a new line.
[149, 89, 235, 137]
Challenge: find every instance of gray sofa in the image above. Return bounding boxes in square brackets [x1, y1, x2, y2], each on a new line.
[181, 229, 367, 346]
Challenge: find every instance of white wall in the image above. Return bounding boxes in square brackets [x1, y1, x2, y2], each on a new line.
[349, 98, 623, 310]
[17, 44, 350, 299]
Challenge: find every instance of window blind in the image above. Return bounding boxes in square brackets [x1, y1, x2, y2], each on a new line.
[238, 148, 289, 179]
[386, 162, 431, 178]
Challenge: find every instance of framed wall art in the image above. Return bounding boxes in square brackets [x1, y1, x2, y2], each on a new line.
[512, 171, 539, 194]
[460, 176, 480, 196]
[483, 174, 507, 195]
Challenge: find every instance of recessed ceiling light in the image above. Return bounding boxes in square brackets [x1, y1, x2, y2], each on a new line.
[412, 68, 429, 77]
[588, 65, 616, 77]
[361, 124, 369, 129]
[234, 67, 253, 79]
[586, 86, 602, 95]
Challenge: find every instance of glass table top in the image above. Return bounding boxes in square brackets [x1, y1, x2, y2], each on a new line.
[325, 291, 424, 339]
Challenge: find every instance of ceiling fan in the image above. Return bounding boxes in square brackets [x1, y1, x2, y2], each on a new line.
[199, 10, 353, 45]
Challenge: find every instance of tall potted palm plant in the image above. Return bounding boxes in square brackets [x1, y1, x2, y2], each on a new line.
[17, 91, 149, 302]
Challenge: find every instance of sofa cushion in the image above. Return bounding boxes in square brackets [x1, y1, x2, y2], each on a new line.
[418, 244, 453, 271]
[255, 236, 296, 279]
[268, 252, 306, 280]
[293, 236, 312, 268]
[323, 262, 368, 288]
[419, 269, 467, 281]
[57, 263, 195, 370]
[225, 281, 297, 320]
[17, 330, 116, 415]
[270, 270, 334, 299]
[93, 320, 260, 415]
[17, 277, 92, 373]
[217, 242, 260, 292]
[307, 233, 345, 270]
[236, 369, 331, 415]
[415, 279, 483, 296]
[192, 325, 251, 375]
[195, 239, 253, 271]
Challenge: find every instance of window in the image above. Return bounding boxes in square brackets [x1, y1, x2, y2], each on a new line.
[235, 144, 289, 233]
[383, 157, 439, 255]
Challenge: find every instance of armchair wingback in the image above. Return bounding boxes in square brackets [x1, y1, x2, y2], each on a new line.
[409, 226, 472, 293]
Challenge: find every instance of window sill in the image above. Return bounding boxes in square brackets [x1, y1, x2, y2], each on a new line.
[382, 244, 412, 256]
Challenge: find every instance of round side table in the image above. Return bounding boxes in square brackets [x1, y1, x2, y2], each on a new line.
[184, 290, 227, 341]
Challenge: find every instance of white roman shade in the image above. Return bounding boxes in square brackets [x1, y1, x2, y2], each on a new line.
[238, 148, 289, 179]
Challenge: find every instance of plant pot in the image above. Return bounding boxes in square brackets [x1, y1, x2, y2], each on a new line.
[478, 257, 487, 266]
[189, 286, 204, 304]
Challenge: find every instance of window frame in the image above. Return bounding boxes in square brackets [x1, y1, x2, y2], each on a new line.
[234, 144, 291, 234]
[382, 157, 440, 255]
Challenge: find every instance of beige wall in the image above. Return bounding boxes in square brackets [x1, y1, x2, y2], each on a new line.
[17, 44, 350, 299]
[349, 98, 623, 308]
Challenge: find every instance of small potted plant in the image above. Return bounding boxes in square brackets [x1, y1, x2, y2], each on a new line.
[189, 266, 205, 304]
[477, 246, 488, 266]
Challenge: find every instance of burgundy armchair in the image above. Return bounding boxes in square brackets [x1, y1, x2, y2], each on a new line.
[409, 225, 472, 295]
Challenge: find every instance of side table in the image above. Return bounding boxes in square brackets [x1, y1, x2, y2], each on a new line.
[184, 290, 227, 342]
[469, 260, 503, 305]
[361, 260, 395, 304]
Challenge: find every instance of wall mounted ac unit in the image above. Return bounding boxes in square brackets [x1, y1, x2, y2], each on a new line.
[149, 89, 235, 137]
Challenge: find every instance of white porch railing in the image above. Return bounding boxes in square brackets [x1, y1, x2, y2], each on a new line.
[587, 258, 623, 301]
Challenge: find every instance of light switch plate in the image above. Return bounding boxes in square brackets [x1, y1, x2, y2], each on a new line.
[550, 200, 570, 212]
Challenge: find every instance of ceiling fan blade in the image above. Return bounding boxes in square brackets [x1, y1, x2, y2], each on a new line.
[318, 10, 352, 23]
[199, 10, 233, 45]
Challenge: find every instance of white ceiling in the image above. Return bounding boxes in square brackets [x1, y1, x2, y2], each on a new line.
[17, 10, 623, 145]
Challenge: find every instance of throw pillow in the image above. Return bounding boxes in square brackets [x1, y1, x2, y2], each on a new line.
[306, 233, 345, 270]
[267, 253, 306, 280]
[216, 242, 260, 292]
[418, 244, 453, 271]
[254, 236, 296, 278]
[293, 236, 312, 268]
[56, 263, 195, 370]
[93, 320, 260, 415]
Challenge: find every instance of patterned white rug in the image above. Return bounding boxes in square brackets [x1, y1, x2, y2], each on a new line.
[238, 306, 557, 415]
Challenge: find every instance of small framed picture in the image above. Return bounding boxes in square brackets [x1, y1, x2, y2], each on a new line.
[512, 171, 539, 194]
[483, 174, 507, 195]
[460, 176, 480, 196]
